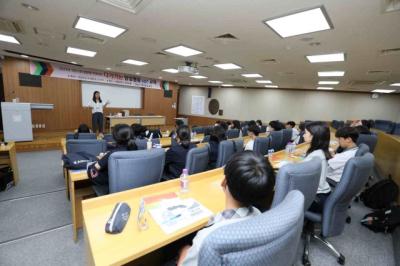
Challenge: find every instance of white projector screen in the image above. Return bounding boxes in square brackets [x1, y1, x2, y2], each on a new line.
[81, 81, 142, 108]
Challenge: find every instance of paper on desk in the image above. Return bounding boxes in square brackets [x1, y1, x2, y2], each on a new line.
[148, 198, 212, 234]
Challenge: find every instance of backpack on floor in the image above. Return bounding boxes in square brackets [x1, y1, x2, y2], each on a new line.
[361, 206, 400, 233]
[0, 166, 14, 191]
[62, 152, 97, 170]
[360, 178, 399, 209]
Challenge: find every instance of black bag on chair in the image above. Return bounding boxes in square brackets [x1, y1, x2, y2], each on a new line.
[62, 152, 97, 170]
[0, 166, 14, 191]
[360, 178, 399, 209]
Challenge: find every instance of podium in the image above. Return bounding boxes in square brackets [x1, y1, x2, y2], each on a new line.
[1, 102, 54, 142]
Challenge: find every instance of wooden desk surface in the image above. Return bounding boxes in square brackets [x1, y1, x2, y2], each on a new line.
[82, 168, 225, 266]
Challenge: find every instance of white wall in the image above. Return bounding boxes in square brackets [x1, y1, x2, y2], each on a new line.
[179, 86, 400, 122]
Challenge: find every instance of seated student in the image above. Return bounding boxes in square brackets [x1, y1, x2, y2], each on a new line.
[326, 127, 359, 183]
[226, 121, 232, 129]
[248, 120, 257, 127]
[164, 126, 196, 179]
[177, 151, 275, 265]
[231, 120, 242, 137]
[295, 122, 305, 144]
[302, 122, 332, 213]
[208, 125, 227, 168]
[256, 120, 263, 129]
[353, 119, 372, 135]
[131, 123, 147, 139]
[268, 120, 283, 131]
[146, 128, 163, 139]
[170, 119, 184, 139]
[88, 124, 137, 187]
[74, 123, 91, 139]
[244, 125, 260, 151]
[219, 121, 228, 131]
[286, 121, 299, 141]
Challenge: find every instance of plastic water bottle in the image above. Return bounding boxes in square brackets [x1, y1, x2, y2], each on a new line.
[268, 149, 275, 157]
[180, 168, 189, 193]
[146, 139, 152, 150]
[285, 142, 291, 154]
[290, 142, 296, 154]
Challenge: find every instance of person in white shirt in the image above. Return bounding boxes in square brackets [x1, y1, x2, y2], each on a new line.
[244, 125, 260, 151]
[177, 151, 275, 266]
[327, 126, 359, 183]
[286, 121, 299, 141]
[87, 91, 110, 136]
[301, 122, 332, 213]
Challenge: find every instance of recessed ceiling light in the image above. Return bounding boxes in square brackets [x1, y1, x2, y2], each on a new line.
[390, 83, 400, 86]
[122, 59, 148, 66]
[264, 6, 332, 38]
[74, 17, 127, 38]
[208, 80, 223, 84]
[190, 75, 207, 79]
[0, 33, 20, 44]
[174, 80, 178, 82]
[66, 47, 97, 57]
[318, 81, 340, 85]
[241, 73, 263, 78]
[307, 53, 345, 63]
[158, 76, 163, 79]
[371, 89, 395, 93]
[318, 71, 345, 77]
[71, 61, 77, 64]
[256, 80, 272, 84]
[106, 67, 111, 70]
[214, 63, 242, 70]
[21, 3, 39, 11]
[265, 85, 279, 88]
[20, 54, 29, 58]
[163, 45, 203, 57]
[317, 87, 334, 90]
[162, 68, 179, 73]
[135, 72, 140, 75]
[222, 84, 233, 87]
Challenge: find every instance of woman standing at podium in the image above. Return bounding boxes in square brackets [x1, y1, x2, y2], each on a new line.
[87, 91, 110, 137]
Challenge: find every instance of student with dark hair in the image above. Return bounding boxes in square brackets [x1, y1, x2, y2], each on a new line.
[256, 120, 263, 128]
[231, 120, 241, 130]
[131, 123, 146, 139]
[178, 151, 275, 265]
[164, 126, 196, 179]
[268, 120, 283, 131]
[303, 121, 332, 213]
[327, 127, 359, 183]
[88, 124, 137, 187]
[295, 122, 306, 144]
[219, 121, 228, 131]
[87, 91, 110, 137]
[286, 121, 299, 141]
[244, 125, 260, 151]
[248, 120, 257, 127]
[354, 120, 372, 135]
[169, 119, 185, 138]
[74, 123, 91, 139]
[208, 125, 227, 168]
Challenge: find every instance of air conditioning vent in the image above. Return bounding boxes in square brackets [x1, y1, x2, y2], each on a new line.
[34, 27, 66, 40]
[261, 58, 278, 64]
[154, 52, 167, 56]
[77, 33, 106, 44]
[199, 65, 211, 68]
[228, 79, 247, 84]
[348, 80, 383, 86]
[380, 47, 400, 55]
[0, 18, 24, 33]
[97, 0, 153, 14]
[215, 33, 238, 40]
[367, 70, 391, 76]
[383, 0, 400, 12]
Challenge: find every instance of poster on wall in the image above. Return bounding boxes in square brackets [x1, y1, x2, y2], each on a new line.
[29, 61, 161, 89]
[191, 96, 205, 115]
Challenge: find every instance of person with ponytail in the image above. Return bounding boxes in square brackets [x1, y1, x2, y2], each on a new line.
[164, 125, 196, 180]
[88, 123, 137, 187]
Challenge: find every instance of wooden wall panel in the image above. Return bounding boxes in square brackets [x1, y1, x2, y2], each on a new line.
[1, 57, 178, 132]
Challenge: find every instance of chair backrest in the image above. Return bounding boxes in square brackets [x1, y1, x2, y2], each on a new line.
[241, 127, 248, 137]
[192, 127, 205, 134]
[269, 131, 283, 151]
[134, 138, 160, 150]
[355, 143, 369, 156]
[356, 134, 377, 153]
[202, 135, 210, 143]
[282, 128, 293, 148]
[199, 191, 304, 266]
[392, 123, 400, 136]
[103, 134, 115, 142]
[260, 125, 267, 133]
[226, 129, 240, 139]
[272, 157, 322, 211]
[215, 140, 242, 168]
[253, 137, 270, 156]
[66, 133, 96, 140]
[320, 153, 374, 237]
[185, 144, 210, 175]
[66, 139, 106, 155]
[108, 149, 165, 194]
[374, 119, 395, 133]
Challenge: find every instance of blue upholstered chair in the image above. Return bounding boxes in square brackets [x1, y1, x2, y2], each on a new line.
[260, 126, 267, 133]
[134, 138, 160, 150]
[282, 128, 293, 148]
[374, 119, 395, 133]
[392, 123, 400, 136]
[66, 139, 106, 155]
[66, 133, 96, 140]
[185, 144, 210, 175]
[226, 129, 240, 139]
[192, 127, 205, 134]
[272, 157, 322, 211]
[302, 153, 374, 265]
[269, 131, 283, 151]
[356, 134, 377, 153]
[215, 139, 243, 168]
[355, 143, 369, 157]
[241, 127, 248, 137]
[253, 137, 270, 156]
[199, 190, 305, 266]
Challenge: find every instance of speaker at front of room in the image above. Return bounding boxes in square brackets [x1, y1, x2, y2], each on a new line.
[218, 109, 223, 116]
[208, 87, 212, 98]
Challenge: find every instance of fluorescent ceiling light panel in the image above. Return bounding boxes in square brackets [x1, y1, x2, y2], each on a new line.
[318, 71, 345, 77]
[256, 80, 272, 84]
[265, 85, 278, 88]
[66, 47, 97, 57]
[214, 63, 242, 70]
[318, 81, 340, 85]
[74, 17, 126, 38]
[162, 68, 179, 73]
[264, 7, 332, 38]
[222, 84, 233, 87]
[0, 33, 20, 44]
[390, 83, 400, 86]
[317, 87, 334, 90]
[372, 89, 395, 93]
[164, 45, 203, 57]
[190, 75, 207, 79]
[122, 59, 148, 66]
[208, 80, 223, 84]
[307, 53, 345, 63]
[20, 54, 29, 58]
[241, 73, 263, 78]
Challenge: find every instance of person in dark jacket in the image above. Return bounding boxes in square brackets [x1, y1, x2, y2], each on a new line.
[208, 125, 227, 168]
[164, 125, 196, 179]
